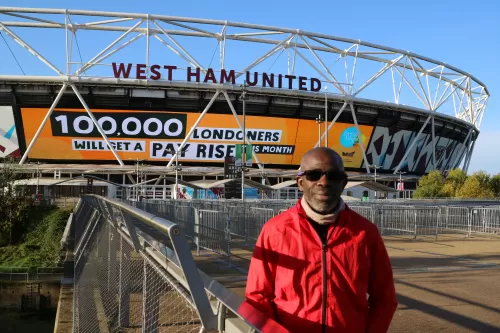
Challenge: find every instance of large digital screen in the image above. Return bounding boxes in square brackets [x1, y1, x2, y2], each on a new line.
[17, 108, 374, 168]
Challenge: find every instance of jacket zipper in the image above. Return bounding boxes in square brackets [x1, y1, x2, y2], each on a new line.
[322, 226, 335, 333]
[322, 241, 327, 333]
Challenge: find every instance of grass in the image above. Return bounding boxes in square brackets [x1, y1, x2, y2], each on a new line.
[0, 206, 71, 269]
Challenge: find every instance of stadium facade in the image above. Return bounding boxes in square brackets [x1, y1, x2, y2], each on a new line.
[0, 8, 489, 200]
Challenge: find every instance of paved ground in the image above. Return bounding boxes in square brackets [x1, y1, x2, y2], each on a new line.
[193, 233, 500, 332]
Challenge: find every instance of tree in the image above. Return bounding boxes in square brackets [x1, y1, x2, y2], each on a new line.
[413, 170, 446, 198]
[441, 169, 467, 197]
[456, 171, 495, 198]
[489, 173, 500, 197]
[0, 157, 32, 245]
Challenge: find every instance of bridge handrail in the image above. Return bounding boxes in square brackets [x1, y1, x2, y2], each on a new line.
[80, 195, 288, 333]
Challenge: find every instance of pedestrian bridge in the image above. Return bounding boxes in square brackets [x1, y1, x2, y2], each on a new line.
[56, 194, 500, 332]
[60, 195, 288, 333]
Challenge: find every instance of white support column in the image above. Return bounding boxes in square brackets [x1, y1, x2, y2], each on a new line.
[75, 19, 144, 75]
[353, 55, 404, 97]
[393, 115, 432, 174]
[19, 84, 68, 164]
[431, 116, 437, 170]
[220, 24, 227, 70]
[146, 15, 150, 78]
[408, 57, 431, 109]
[315, 102, 348, 148]
[449, 129, 472, 171]
[234, 34, 293, 80]
[464, 137, 476, 173]
[65, 11, 70, 76]
[71, 84, 124, 166]
[222, 91, 264, 171]
[349, 102, 371, 174]
[0, 22, 64, 76]
[462, 133, 476, 172]
[299, 35, 345, 94]
[166, 90, 221, 168]
[153, 20, 206, 71]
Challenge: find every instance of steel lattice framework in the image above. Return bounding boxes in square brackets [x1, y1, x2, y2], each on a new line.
[0, 7, 488, 174]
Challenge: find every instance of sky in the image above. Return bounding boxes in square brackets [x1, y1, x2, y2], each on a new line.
[0, 0, 499, 174]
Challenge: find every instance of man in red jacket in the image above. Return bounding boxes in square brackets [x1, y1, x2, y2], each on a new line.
[245, 147, 398, 333]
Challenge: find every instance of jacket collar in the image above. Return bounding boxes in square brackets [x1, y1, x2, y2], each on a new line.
[295, 198, 351, 228]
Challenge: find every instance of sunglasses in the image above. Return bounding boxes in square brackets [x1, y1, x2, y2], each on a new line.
[297, 169, 347, 182]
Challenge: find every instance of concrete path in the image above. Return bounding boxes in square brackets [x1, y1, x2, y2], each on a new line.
[193, 233, 500, 332]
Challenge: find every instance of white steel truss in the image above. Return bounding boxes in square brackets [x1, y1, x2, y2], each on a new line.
[0, 7, 487, 170]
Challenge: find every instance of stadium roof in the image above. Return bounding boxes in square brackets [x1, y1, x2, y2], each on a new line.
[4, 163, 421, 182]
[345, 181, 399, 193]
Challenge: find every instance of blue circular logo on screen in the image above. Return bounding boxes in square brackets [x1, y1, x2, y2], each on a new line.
[340, 127, 359, 148]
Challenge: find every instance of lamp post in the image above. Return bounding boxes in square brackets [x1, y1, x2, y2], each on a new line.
[166, 147, 188, 199]
[135, 159, 140, 200]
[369, 164, 382, 199]
[324, 86, 328, 147]
[241, 80, 248, 201]
[315, 114, 323, 147]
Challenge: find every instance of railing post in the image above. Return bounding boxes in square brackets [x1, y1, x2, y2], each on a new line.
[217, 301, 227, 332]
[435, 208, 439, 241]
[194, 208, 200, 256]
[468, 208, 473, 238]
[414, 208, 418, 239]
[226, 212, 231, 267]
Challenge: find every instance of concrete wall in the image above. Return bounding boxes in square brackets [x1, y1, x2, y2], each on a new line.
[0, 282, 60, 310]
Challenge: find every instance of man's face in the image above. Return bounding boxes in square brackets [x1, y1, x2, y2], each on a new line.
[297, 151, 347, 214]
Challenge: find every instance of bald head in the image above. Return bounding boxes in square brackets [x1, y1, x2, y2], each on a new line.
[300, 147, 344, 172]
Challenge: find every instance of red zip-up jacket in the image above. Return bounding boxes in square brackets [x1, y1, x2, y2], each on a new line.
[245, 200, 398, 333]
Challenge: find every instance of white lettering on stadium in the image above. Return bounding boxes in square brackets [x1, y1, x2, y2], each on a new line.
[191, 128, 282, 142]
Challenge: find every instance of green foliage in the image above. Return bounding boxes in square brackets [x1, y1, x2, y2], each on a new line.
[415, 168, 499, 199]
[0, 157, 33, 245]
[489, 173, 500, 196]
[414, 170, 446, 198]
[0, 206, 71, 268]
[443, 169, 468, 197]
[456, 172, 495, 198]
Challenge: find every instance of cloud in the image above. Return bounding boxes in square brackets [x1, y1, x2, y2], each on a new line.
[466, 131, 500, 175]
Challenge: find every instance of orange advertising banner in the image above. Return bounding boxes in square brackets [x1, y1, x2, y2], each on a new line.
[18, 108, 374, 168]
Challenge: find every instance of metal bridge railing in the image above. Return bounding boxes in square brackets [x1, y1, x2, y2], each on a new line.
[73, 195, 288, 333]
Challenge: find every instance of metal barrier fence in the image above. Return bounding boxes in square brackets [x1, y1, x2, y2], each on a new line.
[196, 209, 231, 258]
[471, 207, 500, 235]
[440, 206, 471, 235]
[349, 206, 375, 222]
[72, 195, 284, 333]
[248, 207, 275, 241]
[139, 199, 500, 240]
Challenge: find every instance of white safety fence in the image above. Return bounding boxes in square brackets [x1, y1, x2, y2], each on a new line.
[195, 209, 231, 258]
[470, 208, 500, 235]
[248, 207, 275, 241]
[130, 200, 500, 261]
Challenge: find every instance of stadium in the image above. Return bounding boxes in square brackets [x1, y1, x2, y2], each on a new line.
[0, 7, 489, 200]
